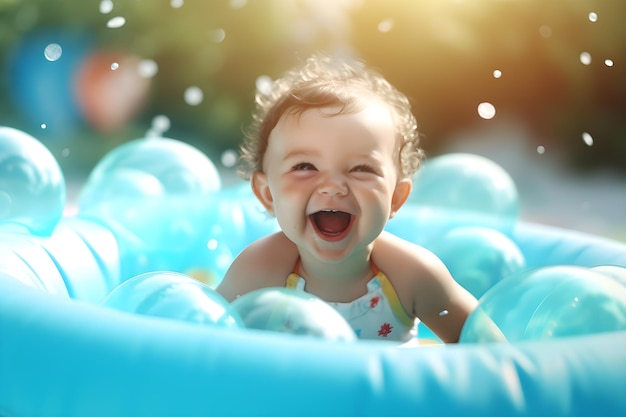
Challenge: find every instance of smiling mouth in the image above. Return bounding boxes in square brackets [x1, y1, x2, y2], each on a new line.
[310, 210, 353, 239]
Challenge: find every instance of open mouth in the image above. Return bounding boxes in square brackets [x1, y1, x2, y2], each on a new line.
[310, 210, 353, 240]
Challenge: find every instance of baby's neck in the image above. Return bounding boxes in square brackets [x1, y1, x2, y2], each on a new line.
[297, 251, 375, 303]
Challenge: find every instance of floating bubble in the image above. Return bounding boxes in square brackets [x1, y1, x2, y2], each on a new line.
[477, 102, 496, 120]
[378, 18, 394, 33]
[539, 25, 552, 38]
[580, 52, 592, 65]
[537, 145, 545, 154]
[99, 0, 113, 14]
[44, 43, 62, 61]
[604, 59, 614, 67]
[221, 149, 238, 168]
[137, 59, 158, 78]
[40, 123, 47, 129]
[184, 86, 204, 106]
[110, 62, 119, 70]
[582, 132, 594, 146]
[588, 12, 598, 23]
[493, 70, 502, 79]
[106, 16, 126, 28]
[209, 29, 226, 43]
[255, 75, 273, 96]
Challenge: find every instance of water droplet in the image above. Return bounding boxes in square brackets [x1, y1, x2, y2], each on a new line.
[580, 52, 592, 65]
[138, 59, 158, 78]
[604, 59, 614, 67]
[539, 24, 552, 38]
[439, 309, 449, 317]
[588, 12, 598, 22]
[99, 0, 113, 14]
[477, 102, 496, 120]
[230, 0, 247, 8]
[209, 28, 226, 43]
[170, 0, 184, 8]
[221, 149, 238, 168]
[151, 115, 171, 133]
[493, 69, 502, 79]
[255, 75, 273, 96]
[207, 238, 218, 251]
[378, 18, 394, 33]
[537, 145, 545, 154]
[582, 132, 594, 146]
[107, 16, 126, 28]
[110, 62, 119, 70]
[184, 86, 204, 106]
[44, 43, 62, 61]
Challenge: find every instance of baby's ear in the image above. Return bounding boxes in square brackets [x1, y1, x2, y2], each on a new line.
[251, 171, 275, 216]
[389, 178, 412, 218]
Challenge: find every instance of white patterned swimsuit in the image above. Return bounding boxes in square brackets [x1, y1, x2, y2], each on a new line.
[286, 263, 418, 342]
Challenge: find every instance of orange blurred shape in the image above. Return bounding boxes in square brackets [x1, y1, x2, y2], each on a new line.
[75, 50, 151, 133]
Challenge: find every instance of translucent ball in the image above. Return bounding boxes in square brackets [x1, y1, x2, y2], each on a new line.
[460, 265, 626, 343]
[404, 153, 519, 243]
[592, 265, 626, 287]
[102, 271, 243, 329]
[0, 126, 65, 236]
[231, 288, 357, 342]
[427, 226, 526, 298]
[77, 137, 222, 278]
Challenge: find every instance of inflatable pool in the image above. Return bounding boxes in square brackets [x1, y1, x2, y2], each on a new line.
[1, 128, 625, 417]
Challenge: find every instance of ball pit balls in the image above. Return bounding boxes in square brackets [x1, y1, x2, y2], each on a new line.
[460, 265, 626, 343]
[427, 226, 526, 298]
[231, 287, 357, 342]
[102, 271, 243, 329]
[0, 126, 65, 236]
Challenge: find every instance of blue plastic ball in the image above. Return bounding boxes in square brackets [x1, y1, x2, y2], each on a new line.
[592, 265, 626, 287]
[102, 271, 244, 329]
[460, 265, 626, 343]
[231, 288, 357, 342]
[0, 126, 65, 236]
[402, 153, 519, 243]
[427, 226, 526, 298]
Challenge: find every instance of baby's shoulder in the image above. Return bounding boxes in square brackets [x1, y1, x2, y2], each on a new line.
[236, 232, 299, 274]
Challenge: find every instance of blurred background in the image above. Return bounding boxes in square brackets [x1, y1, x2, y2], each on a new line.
[0, 0, 624, 240]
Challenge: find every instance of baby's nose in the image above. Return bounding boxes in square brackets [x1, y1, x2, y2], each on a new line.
[317, 175, 348, 196]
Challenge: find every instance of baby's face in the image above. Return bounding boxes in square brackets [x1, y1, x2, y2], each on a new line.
[253, 98, 410, 262]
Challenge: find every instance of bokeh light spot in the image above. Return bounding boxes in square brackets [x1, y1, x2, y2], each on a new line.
[184, 86, 204, 106]
[604, 59, 614, 67]
[588, 12, 598, 22]
[537, 145, 545, 154]
[477, 102, 496, 120]
[99, 0, 113, 14]
[138, 59, 158, 78]
[171, 0, 184, 8]
[582, 132, 594, 146]
[209, 29, 226, 43]
[221, 149, 238, 168]
[580, 52, 592, 65]
[378, 18, 394, 33]
[106, 16, 126, 29]
[44, 43, 62, 61]
[493, 69, 502, 79]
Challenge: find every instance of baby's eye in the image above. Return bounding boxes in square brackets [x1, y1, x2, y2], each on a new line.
[351, 164, 378, 174]
[292, 162, 316, 171]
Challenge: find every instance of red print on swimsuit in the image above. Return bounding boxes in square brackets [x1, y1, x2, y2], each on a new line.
[370, 297, 379, 308]
[378, 323, 393, 337]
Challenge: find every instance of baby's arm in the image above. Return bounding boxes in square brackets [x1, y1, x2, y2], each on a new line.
[373, 232, 478, 343]
[216, 232, 299, 302]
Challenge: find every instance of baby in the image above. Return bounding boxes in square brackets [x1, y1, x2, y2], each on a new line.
[216, 53, 477, 343]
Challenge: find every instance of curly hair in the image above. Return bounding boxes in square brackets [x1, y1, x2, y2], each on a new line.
[238, 53, 424, 180]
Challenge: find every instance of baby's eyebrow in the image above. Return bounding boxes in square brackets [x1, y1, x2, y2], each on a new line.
[283, 149, 320, 160]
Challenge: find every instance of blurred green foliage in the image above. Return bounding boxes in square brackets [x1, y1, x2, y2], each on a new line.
[1, 0, 624, 177]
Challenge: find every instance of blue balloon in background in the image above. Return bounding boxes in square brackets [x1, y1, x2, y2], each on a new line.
[391, 153, 519, 245]
[231, 288, 357, 342]
[592, 265, 626, 287]
[102, 271, 243, 329]
[460, 265, 626, 343]
[427, 226, 526, 298]
[0, 127, 65, 236]
[5, 29, 91, 136]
